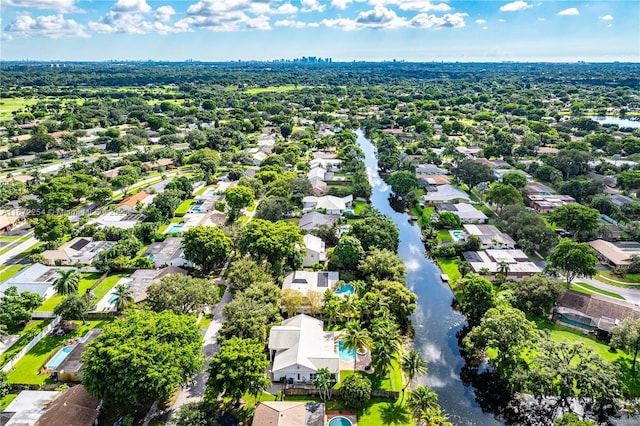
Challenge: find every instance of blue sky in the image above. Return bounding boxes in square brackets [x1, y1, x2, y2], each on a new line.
[1, 1, 638, 61]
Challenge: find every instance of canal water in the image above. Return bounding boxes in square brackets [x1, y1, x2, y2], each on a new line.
[584, 116, 640, 129]
[357, 130, 502, 425]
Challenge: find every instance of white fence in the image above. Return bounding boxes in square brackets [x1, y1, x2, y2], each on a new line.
[2, 316, 61, 372]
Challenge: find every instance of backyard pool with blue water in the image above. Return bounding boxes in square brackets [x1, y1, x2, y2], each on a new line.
[334, 284, 355, 296]
[338, 340, 355, 362]
[328, 416, 353, 426]
[47, 346, 74, 369]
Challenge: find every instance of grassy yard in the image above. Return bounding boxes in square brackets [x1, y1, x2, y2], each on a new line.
[7, 320, 110, 385]
[0, 320, 51, 366]
[0, 235, 32, 256]
[437, 229, 452, 242]
[0, 393, 19, 411]
[0, 263, 28, 282]
[572, 282, 624, 300]
[437, 257, 461, 286]
[597, 271, 640, 287]
[175, 199, 195, 216]
[198, 313, 213, 331]
[35, 272, 102, 313]
[0, 97, 38, 119]
[92, 273, 129, 301]
[353, 200, 368, 216]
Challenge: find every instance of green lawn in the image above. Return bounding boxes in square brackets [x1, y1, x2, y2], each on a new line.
[597, 271, 640, 287]
[353, 200, 368, 216]
[0, 235, 22, 243]
[0, 235, 32, 256]
[0, 393, 19, 411]
[0, 264, 28, 282]
[92, 273, 129, 301]
[437, 257, 461, 286]
[35, 272, 102, 313]
[0, 97, 38, 119]
[194, 185, 214, 196]
[175, 199, 195, 216]
[198, 313, 213, 331]
[437, 229, 452, 242]
[1, 320, 51, 366]
[7, 320, 110, 384]
[245, 85, 308, 94]
[572, 282, 624, 300]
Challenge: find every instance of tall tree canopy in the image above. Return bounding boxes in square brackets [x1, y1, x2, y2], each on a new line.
[348, 214, 399, 253]
[82, 310, 204, 406]
[547, 239, 598, 286]
[146, 274, 220, 315]
[238, 219, 303, 274]
[182, 226, 233, 273]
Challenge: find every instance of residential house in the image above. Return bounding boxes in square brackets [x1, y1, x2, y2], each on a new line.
[53, 329, 103, 382]
[415, 164, 449, 175]
[41, 238, 116, 266]
[310, 180, 328, 196]
[252, 402, 325, 426]
[416, 175, 450, 188]
[2, 391, 60, 426]
[435, 203, 487, 224]
[142, 158, 174, 171]
[309, 158, 342, 172]
[282, 271, 339, 296]
[0, 209, 26, 233]
[142, 237, 192, 268]
[587, 172, 617, 188]
[422, 185, 471, 204]
[116, 192, 155, 213]
[302, 195, 353, 215]
[33, 385, 100, 426]
[462, 249, 541, 279]
[298, 212, 340, 232]
[493, 169, 533, 183]
[302, 234, 327, 267]
[554, 290, 640, 337]
[307, 167, 327, 181]
[268, 314, 340, 383]
[526, 194, 577, 214]
[608, 194, 636, 207]
[103, 168, 120, 179]
[0, 263, 64, 299]
[462, 224, 516, 249]
[94, 212, 144, 230]
[123, 266, 188, 304]
[524, 182, 555, 196]
[455, 146, 482, 157]
[588, 240, 640, 269]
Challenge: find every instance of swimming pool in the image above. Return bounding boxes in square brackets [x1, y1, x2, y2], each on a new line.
[166, 224, 184, 234]
[108, 294, 118, 304]
[450, 230, 465, 241]
[205, 189, 216, 196]
[192, 205, 201, 212]
[47, 346, 74, 369]
[328, 416, 354, 426]
[338, 341, 355, 362]
[334, 284, 355, 296]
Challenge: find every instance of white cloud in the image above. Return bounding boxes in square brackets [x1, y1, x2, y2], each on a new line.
[557, 8, 579, 16]
[499, 1, 531, 12]
[274, 3, 298, 14]
[497, 18, 505, 22]
[601, 14, 613, 21]
[90, 0, 187, 34]
[537, 17, 545, 21]
[112, 0, 151, 14]
[475, 19, 486, 24]
[5, 13, 89, 38]
[275, 19, 307, 28]
[154, 6, 175, 22]
[2, 0, 79, 12]
[373, 1, 451, 12]
[331, 0, 352, 9]
[354, 5, 405, 29]
[301, 0, 325, 12]
[246, 15, 271, 30]
[410, 12, 467, 28]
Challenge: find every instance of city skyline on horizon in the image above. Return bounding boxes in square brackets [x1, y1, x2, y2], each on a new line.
[1, 1, 639, 62]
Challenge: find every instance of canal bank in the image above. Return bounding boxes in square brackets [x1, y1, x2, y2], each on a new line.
[356, 129, 502, 425]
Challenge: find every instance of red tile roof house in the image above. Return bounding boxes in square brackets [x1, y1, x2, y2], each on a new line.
[116, 191, 155, 213]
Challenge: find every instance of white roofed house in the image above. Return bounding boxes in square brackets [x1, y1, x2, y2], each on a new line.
[268, 314, 340, 384]
[302, 234, 327, 267]
[309, 158, 342, 172]
[302, 195, 353, 215]
[422, 185, 471, 204]
[307, 167, 327, 181]
[462, 224, 516, 250]
[41, 237, 116, 266]
[282, 271, 339, 296]
[435, 203, 487, 224]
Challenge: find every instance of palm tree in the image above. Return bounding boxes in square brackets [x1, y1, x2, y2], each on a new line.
[372, 341, 396, 378]
[497, 261, 510, 284]
[113, 284, 134, 312]
[53, 270, 80, 296]
[407, 385, 440, 422]
[312, 367, 334, 401]
[340, 321, 372, 371]
[401, 349, 428, 402]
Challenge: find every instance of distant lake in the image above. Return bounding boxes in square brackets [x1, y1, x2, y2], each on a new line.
[585, 116, 640, 129]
